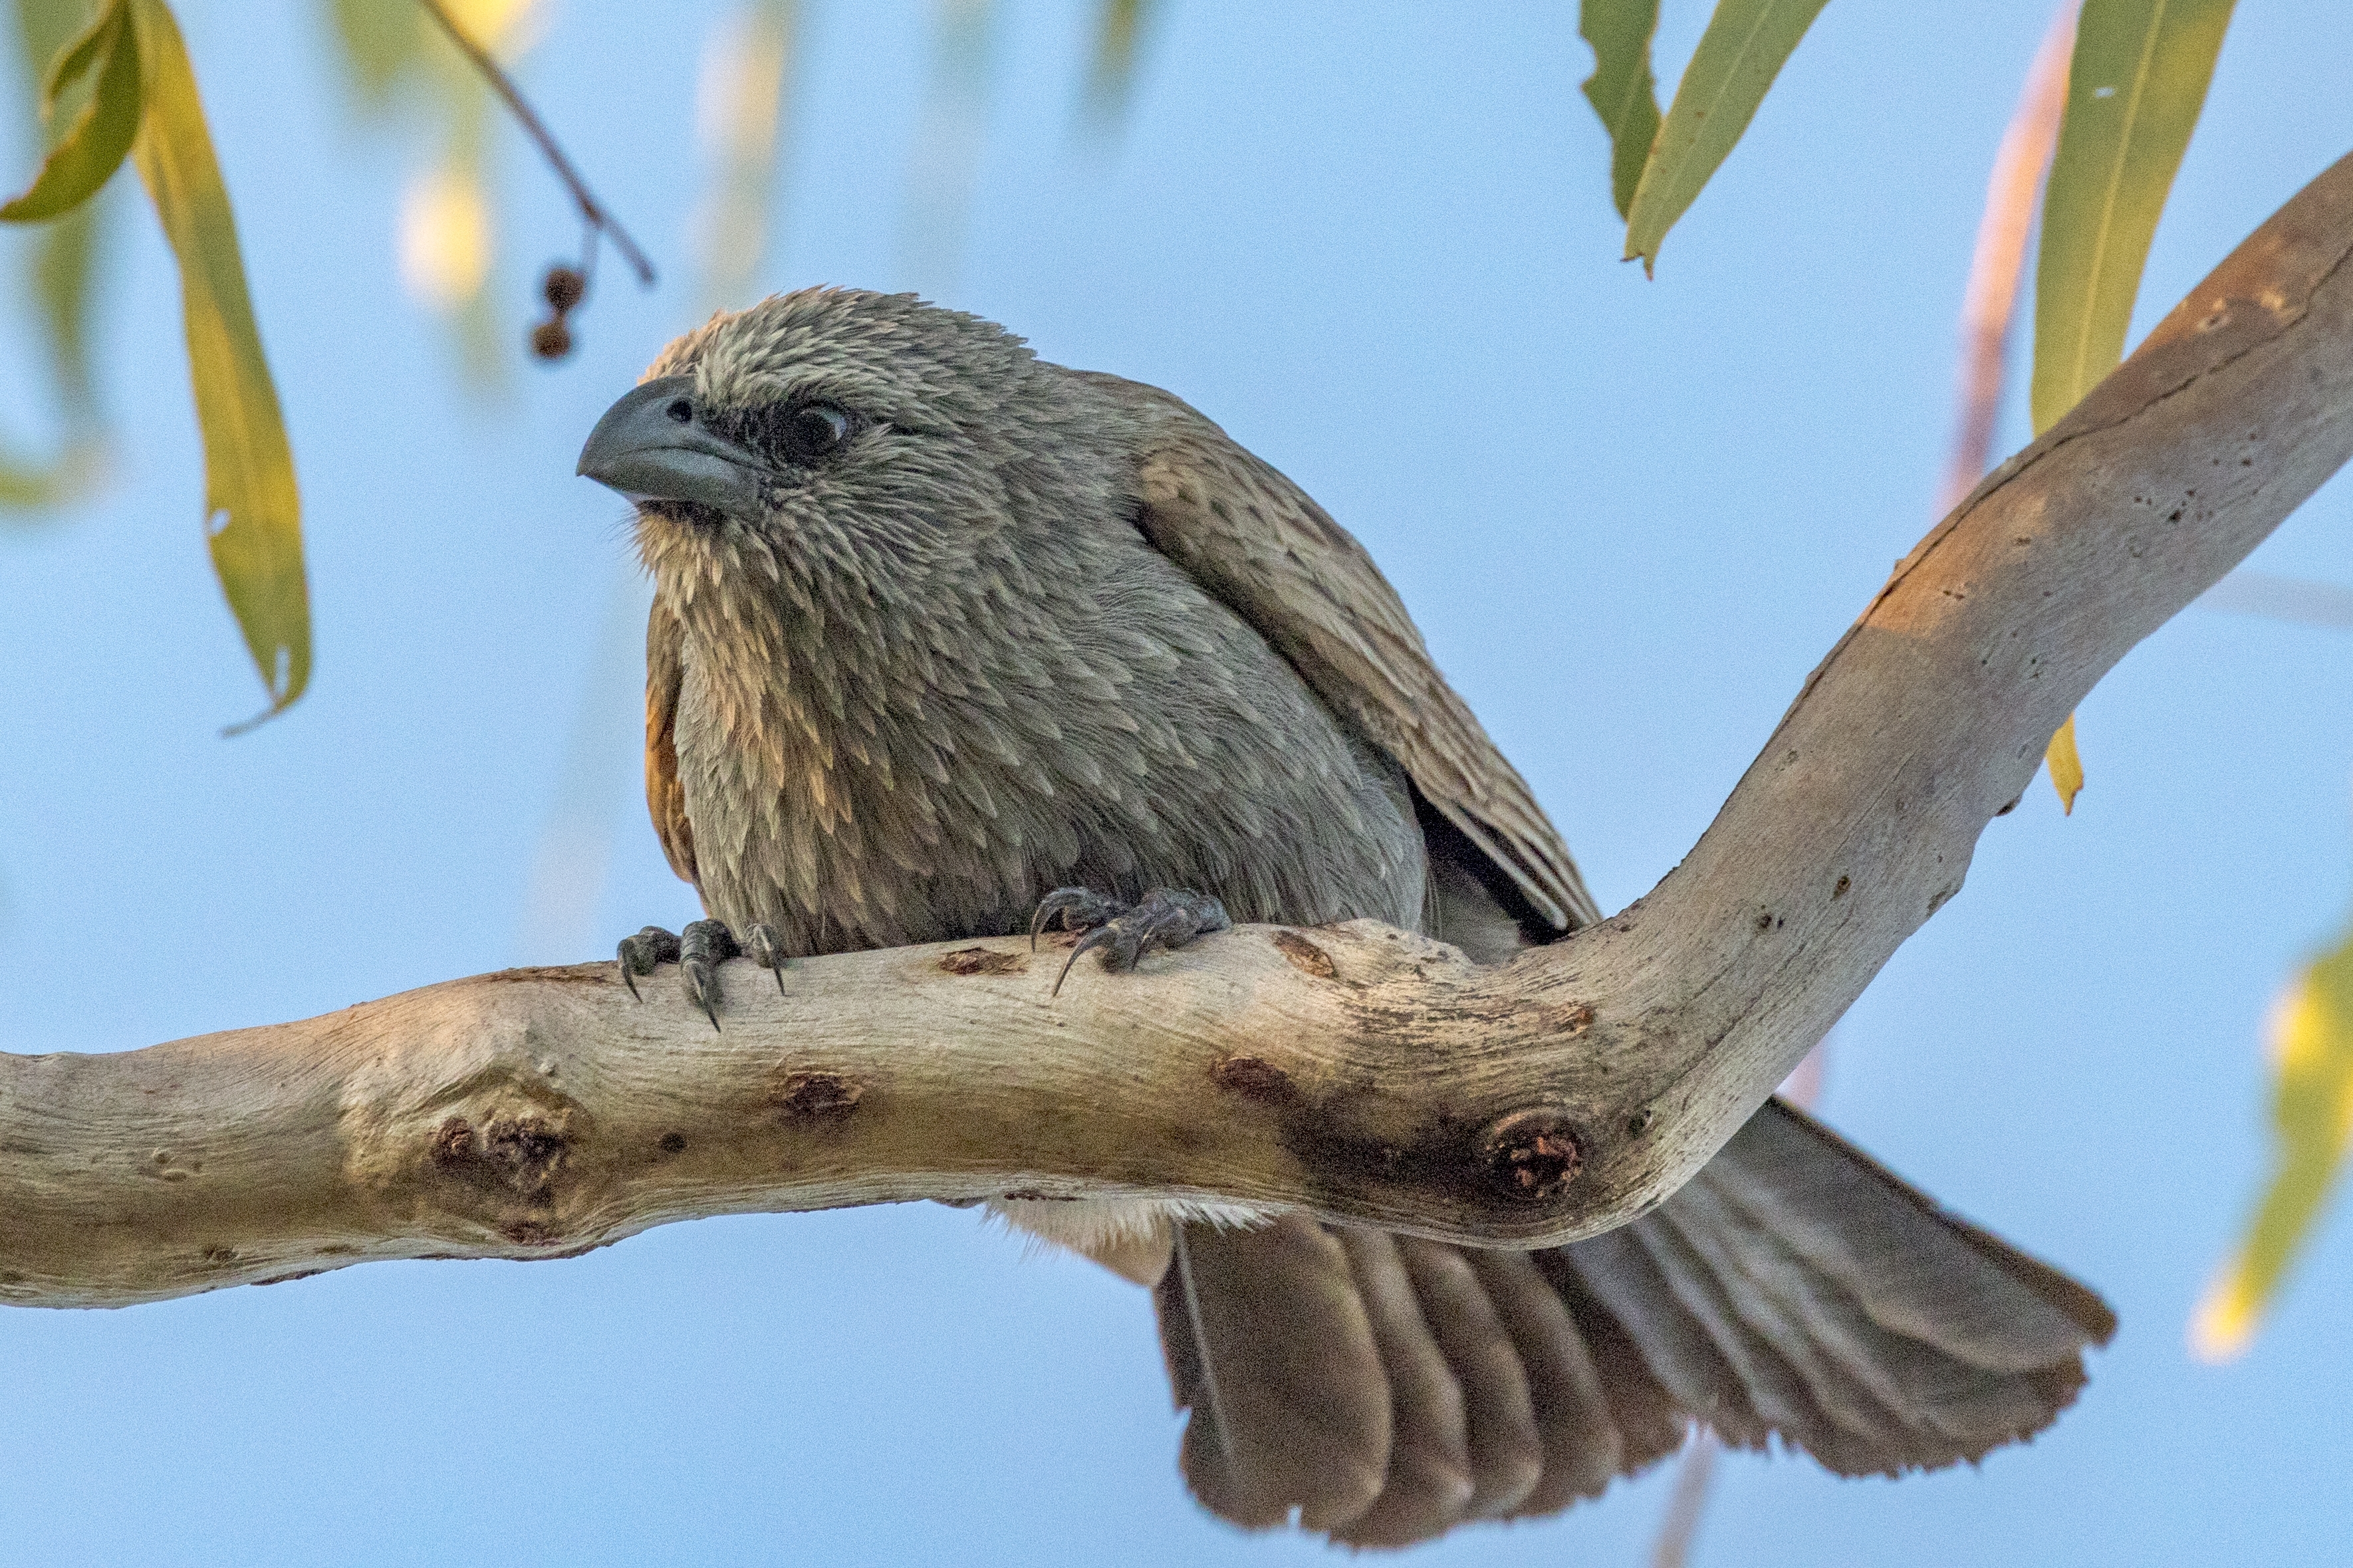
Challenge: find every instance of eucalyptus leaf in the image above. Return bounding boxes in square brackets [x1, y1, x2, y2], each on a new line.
[33, 0, 109, 114]
[2195, 915, 2353, 1361]
[1623, 0, 1832, 275]
[2031, 0, 2235, 806]
[2031, 0, 2236, 431]
[1, 0, 139, 223]
[15, 0, 112, 423]
[1578, 0, 1660, 221]
[128, 0, 310, 725]
[2045, 711, 2084, 812]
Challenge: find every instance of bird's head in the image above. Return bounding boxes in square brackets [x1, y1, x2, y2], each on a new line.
[578, 288, 1127, 598]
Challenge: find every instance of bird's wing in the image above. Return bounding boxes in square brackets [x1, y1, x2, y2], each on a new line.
[644, 596, 699, 888]
[1158, 1097, 2116, 1547]
[1096, 375, 1600, 932]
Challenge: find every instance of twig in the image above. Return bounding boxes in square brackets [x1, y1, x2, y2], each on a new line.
[2200, 570, 2353, 630]
[414, 0, 657, 287]
[1938, 0, 2077, 516]
[1648, 1428, 1719, 1568]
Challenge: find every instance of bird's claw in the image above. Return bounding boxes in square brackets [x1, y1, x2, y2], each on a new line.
[1042, 887, 1231, 997]
[1030, 886, 1128, 950]
[745, 922, 789, 994]
[616, 919, 789, 1024]
[617, 925, 681, 1001]
[680, 919, 739, 1029]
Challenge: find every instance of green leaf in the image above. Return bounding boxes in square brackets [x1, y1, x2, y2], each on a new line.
[31, 0, 106, 113]
[13, 0, 102, 94]
[2030, 0, 2235, 433]
[1622, 0, 1832, 275]
[1578, 0, 1661, 221]
[2193, 911, 2353, 1361]
[1, 0, 140, 223]
[16, 0, 114, 421]
[2029, 1, 2235, 804]
[128, 0, 310, 725]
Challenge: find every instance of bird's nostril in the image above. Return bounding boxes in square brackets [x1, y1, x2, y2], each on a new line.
[665, 397, 693, 423]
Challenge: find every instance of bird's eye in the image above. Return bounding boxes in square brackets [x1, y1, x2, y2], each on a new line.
[780, 401, 852, 463]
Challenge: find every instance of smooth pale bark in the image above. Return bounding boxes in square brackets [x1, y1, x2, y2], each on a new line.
[9, 155, 2353, 1311]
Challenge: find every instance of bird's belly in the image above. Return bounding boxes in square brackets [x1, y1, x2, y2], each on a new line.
[668, 582, 1431, 956]
[677, 709, 1429, 959]
[987, 1194, 1278, 1288]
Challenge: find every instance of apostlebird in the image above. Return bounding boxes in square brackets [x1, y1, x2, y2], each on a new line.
[577, 288, 2114, 1548]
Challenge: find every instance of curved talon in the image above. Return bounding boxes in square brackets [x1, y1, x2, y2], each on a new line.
[617, 925, 682, 1002]
[746, 923, 788, 994]
[1031, 886, 1125, 951]
[684, 968, 720, 1029]
[680, 919, 741, 1031]
[1046, 887, 1229, 998]
[1053, 923, 1121, 997]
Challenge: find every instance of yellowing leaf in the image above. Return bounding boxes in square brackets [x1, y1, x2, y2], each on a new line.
[2030, 0, 2235, 432]
[2193, 922, 2353, 1361]
[1622, 0, 1832, 275]
[128, 0, 309, 724]
[0, 0, 140, 223]
[1579, 0, 1661, 221]
[2046, 712, 2084, 813]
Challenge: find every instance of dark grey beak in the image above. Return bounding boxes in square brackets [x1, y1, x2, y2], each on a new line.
[577, 374, 768, 516]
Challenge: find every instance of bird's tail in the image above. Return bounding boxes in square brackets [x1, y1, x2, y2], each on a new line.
[1154, 1096, 2116, 1549]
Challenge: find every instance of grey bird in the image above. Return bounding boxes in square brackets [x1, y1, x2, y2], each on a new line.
[577, 288, 2115, 1549]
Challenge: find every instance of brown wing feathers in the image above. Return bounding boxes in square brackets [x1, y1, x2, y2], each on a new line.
[1110, 380, 1602, 933]
[1160, 1101, 2114, 1548]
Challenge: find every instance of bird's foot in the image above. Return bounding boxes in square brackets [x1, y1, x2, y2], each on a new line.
[616, 919, 787, 1028]
[1031, 887, 1232, 997]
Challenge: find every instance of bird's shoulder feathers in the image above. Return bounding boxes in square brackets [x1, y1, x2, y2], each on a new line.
[1086, 371, 1599, 933]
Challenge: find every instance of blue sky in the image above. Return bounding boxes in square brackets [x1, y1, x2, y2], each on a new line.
[2, 2, 2351, 1563]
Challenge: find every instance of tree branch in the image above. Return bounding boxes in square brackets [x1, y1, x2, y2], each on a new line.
[9, 154, 2353, 1311]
